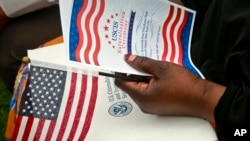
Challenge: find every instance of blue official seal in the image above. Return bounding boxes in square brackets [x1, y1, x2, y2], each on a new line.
[108, 101, 132, 117]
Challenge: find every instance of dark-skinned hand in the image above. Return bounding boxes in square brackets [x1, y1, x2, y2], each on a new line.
[115, 55, 226, 122]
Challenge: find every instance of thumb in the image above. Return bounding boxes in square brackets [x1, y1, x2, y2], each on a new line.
[125, 54, 164, 77]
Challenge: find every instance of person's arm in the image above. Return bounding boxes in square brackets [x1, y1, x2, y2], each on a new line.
[0, 0, 58, 18]
[115, 55, 226, 122]
[214, 80, 250, 140]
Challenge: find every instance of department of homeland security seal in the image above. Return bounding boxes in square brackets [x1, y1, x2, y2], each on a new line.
[108, 101, 133, 117]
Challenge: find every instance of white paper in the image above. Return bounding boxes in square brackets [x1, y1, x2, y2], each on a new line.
[62, 0, 204, 78]
[28, 44, 217, 141]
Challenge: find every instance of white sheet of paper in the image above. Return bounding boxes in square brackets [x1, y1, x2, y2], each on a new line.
[28, 44, 217, 141]
[60, 0, 204, 77]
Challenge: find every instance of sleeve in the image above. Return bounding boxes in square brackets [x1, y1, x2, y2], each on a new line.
[180, 0, 212, 29]
[181, 0, 250, 140]
[181, 0, 212, 10]
[0, 0, 58, 17]
[214, 80, 250, 140]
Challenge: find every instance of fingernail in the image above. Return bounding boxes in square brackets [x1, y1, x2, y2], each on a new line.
[124, 54, 136, 62]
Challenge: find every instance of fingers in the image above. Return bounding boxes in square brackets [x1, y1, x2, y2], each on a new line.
[115, 54, 162, 97]
[115, 55, 162, 103]
[125, 54, 165, 77]
[115, 74, 149, 96]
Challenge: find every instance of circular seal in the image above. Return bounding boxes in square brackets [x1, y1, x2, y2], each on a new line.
[108, 101, 133, 117]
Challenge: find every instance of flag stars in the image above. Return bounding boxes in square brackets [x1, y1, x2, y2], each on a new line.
[20, 66, 65, 120]
[40, 81, 44, 85]
[33, 81, 37, 85]
[50, 87, 54, 91]
[37, 77, 42, 81]
[53, 92, 56, 96]
[31, 89, 35, 93]
[43, 86, 46, 90]
[53, 70, 57, 74]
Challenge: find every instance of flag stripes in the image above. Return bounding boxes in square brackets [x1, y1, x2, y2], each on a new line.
[161, 5, 189, 65]
[75, 0, 105, 65]
[11, 65, 98, 141]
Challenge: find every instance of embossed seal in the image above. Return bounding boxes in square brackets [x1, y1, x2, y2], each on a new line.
[108, 101, 132, 117]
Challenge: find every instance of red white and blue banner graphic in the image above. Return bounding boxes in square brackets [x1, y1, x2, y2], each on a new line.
[69, 0, 203, 78]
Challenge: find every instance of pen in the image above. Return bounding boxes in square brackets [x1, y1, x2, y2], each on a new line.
[98, 72, 144, 82]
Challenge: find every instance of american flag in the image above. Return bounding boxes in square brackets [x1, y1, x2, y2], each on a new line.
[11, 65, 98, 141]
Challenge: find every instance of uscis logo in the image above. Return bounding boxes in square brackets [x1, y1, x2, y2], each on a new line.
[103, 12, 129, 54]
[108, 101, 132, 117]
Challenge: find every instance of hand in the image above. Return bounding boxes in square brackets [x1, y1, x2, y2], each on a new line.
[115, 55, 226, 122]
[0, 7, 9, 29]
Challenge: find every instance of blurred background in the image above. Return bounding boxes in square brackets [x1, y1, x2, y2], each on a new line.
[0, 77, 11, 140]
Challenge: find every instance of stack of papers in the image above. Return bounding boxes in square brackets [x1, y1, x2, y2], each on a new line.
[13, 0, 217, 140]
